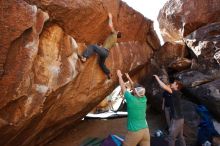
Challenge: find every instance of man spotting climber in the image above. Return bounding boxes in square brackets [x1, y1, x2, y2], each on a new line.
[79, 13, 121, 79]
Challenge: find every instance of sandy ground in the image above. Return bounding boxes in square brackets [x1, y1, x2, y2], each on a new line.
[48, 109, 166, 146]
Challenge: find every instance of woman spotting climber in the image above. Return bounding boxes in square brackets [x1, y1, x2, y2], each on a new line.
[79, 13, 122, 79]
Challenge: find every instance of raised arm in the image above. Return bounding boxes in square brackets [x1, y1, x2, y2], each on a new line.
[125, 73, 134, 88]
[72, 38, 78, 49]
[117, 70, 126, 94]
[108, 13, 116, 33]
[153, 75, 172, 93]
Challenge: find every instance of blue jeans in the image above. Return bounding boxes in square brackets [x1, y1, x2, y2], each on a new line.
[82, 45, 110, 75]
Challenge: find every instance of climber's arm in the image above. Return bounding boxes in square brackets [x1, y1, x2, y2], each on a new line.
[153, 75, 172, 93]
[72, 38, 78, 49]
[108, 13, 117, 33]
[117, 70, 126, 94]
[125, 73, 134, 88]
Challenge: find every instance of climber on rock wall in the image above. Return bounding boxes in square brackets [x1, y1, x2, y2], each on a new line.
[79, 13, 122, 80]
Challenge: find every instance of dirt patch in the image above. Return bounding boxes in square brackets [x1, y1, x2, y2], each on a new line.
[48, 109, 166, 146]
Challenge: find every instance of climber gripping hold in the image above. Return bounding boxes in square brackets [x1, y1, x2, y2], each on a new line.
[79, 13, 122, 80]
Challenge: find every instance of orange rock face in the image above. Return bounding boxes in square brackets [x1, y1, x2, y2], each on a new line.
[0, 0, 37, 76]
[158, 0, 220, 43]
[0, 0, 160, 145]
[154, 42, 188, 66]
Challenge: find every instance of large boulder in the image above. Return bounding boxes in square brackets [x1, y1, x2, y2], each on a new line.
[154, 41, 192, 72]
[176, 70, 220, 120]
[184, 22, 220, 70]
[0, 0, 160, 146]
[24, 0, 161, 47]
[184, 79, 220, 120]
[158, 0, 220, 43]
[158, 0, 220, 71]
[154, 42, 188, 67]
[176, 70, 220, 87]
[0, 0, 38, 76]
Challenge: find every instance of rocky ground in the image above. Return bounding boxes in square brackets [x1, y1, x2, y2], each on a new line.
[48, 108, 166, 146]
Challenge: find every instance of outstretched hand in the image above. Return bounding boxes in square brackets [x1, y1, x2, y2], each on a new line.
[108, 12, 116, 33]
[108, 13, 112, 19]
[153, 75, 159, 79]
[125, 73, 129, 78]
[117, 70, 122, 77]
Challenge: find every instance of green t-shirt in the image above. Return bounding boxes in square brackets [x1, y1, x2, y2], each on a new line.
[124, 91, 148, 131]
[103, 32, 117, 49]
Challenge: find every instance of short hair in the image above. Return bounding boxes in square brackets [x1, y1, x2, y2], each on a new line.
[172, 80, 183, 90]
[169, 77, 175, 83]
[117, 31, 122, 38]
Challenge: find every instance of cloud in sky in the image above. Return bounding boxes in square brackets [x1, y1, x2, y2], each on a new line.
[122, 0, 168, 44]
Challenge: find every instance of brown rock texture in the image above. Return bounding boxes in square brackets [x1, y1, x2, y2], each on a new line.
[24, 0, 160, 47]
[0, 0, 38, 76]
[176, 70, 220, 120]
[0, 0, 160, 146]
[186, 79, 220, 120]
[168, 57, 192, 72]
[185, 22, 220, 69]
[157, 0, 220, 121]
[154, 42, 189, 66]
[158, 0, 220, 43]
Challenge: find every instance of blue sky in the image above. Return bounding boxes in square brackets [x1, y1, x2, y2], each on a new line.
[122, 0, 168, 44]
